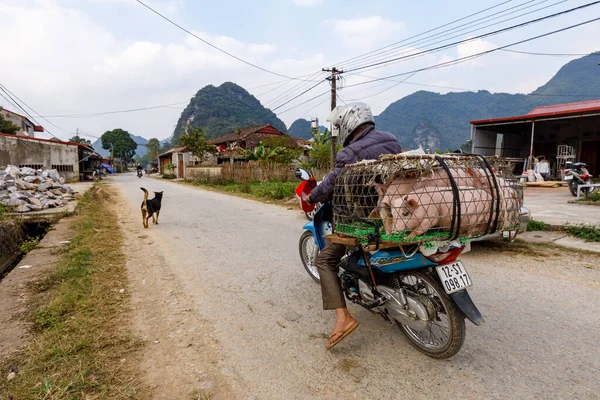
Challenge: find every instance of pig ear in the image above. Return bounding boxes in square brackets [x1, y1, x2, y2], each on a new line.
[368, 208, 380, 219]
[405, 198, 418, 209]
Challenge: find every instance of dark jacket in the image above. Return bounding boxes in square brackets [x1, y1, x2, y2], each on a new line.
[309, 125, 402, 204]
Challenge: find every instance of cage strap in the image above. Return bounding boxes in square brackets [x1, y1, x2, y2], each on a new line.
[434, 156, 461, 240]
[474, 155, 501, 234]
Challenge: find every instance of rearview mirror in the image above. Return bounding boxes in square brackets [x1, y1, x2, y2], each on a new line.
[295, 168, 311, 181]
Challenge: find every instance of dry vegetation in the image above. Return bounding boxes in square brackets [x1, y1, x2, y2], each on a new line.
[0, 185, 144, 399]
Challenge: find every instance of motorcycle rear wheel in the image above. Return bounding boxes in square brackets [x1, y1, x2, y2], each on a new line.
[392, 271, 465, 359]
[569, 181, 578, 197]
[299, 231, 320, 283]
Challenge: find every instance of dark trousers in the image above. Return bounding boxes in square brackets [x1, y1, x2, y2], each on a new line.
[315, 243, 347, 310]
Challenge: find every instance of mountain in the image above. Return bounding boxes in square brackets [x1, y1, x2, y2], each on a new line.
[287, 118, 327, 139]
[375, 52, 600, 151]
[171, 82, 287, 143]
[91, 134, 148, 158]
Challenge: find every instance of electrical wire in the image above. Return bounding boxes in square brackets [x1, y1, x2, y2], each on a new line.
[327, 0, 513, 69]
[135, 0, 318, 82]
[41, 101, 190, 118]
[343, 1, 599, 74]
[499, 48, 600, 56]
[340, 16, 600, 91]
[341, 0, 566, 73]
[342, 72, 418, 102]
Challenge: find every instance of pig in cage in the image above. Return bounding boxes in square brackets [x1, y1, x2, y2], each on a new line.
[332, 154, 523, 245]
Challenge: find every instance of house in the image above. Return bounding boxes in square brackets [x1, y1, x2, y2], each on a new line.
[157, 146, 216, 179]
[1, 107, 44, 138]
[471, 99, 600, 177]
[209, 124, 309, 163]
[0, 133, 94, 182]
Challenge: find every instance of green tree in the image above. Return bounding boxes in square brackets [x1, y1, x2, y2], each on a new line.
[68, 135, 92, 145]
[146, 138, 160, 161]
[239, 141, 290, 162]
[178, 125, 215, 162]
[307, 129, 340, 169]
[0, 113, 19, 134]
[101, 128, 137, 161]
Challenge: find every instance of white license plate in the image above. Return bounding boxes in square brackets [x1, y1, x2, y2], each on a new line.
[436, 261, 472, 294]
[565, 175, 573, 180]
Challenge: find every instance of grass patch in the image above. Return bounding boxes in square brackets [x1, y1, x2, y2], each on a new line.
[162, 173, 177, 179]
[0, 184, 144, 399]
[582, 191, 600, 202]
[527, 218, 548, 232]
[190, 179, 298, 201]
[566, 223, 600, 242]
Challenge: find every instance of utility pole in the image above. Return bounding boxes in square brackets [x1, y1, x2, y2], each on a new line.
[323, 67, 343, 170]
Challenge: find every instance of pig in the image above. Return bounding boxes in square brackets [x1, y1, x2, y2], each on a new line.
[372, 167, 488, 234]
[390, 187, 492, 238]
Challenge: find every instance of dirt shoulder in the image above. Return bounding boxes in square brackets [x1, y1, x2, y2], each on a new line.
[112, 182, 235, 399]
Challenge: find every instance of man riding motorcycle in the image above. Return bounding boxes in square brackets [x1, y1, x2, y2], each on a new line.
[305, 102, 402, 350]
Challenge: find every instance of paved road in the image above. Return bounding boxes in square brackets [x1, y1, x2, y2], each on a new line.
[113, 174, 600, 400]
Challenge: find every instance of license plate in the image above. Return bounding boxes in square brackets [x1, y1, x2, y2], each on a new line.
[436, 261, 472, 294]
[565, 175, 573, 180]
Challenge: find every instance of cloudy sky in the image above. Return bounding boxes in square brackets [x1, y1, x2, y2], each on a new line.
[1, 0, 599, 142]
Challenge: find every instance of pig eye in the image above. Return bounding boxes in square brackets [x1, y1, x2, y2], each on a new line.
[401, 209, 410, 217]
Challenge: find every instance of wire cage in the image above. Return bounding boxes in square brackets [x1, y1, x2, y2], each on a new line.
[332, 154, 522, 245]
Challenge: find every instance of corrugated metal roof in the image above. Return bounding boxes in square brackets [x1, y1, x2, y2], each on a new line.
[471, 99, 600, 125]
[0, 132, 92, 147]
[157, 146, 188, 157]
[209, 124, 272, 145]
[526, 99, 600, 116]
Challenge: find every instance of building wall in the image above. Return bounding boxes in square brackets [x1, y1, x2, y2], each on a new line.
[0, 135, 80, 181]
[1, 110, 35, 137]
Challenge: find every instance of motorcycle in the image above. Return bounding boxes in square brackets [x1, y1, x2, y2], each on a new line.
[92, 169, 101, 182]
[296, 168, 483, 359]
[565, 161, 595, 197]
[294, 170, 321, 220]
[137, 169, 143, 179]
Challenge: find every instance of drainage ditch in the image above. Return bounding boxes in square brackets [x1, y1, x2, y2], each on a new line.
[0, 220, 51, 280]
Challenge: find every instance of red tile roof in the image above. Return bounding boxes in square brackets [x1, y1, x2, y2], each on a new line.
[209, 124, 279, 144]
[471, 99, 600, 125]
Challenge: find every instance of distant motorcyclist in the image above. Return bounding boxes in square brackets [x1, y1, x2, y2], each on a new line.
[92, 162, 102, 181]
[305, 102, 402, 350]
[136, 164, 143, 178]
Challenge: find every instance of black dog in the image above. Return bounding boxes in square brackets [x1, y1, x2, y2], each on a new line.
[140, 187, 163, 228]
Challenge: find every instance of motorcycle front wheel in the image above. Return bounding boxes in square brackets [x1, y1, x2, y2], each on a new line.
[299, 231, 320, 283]
[392, 271, 465, 359]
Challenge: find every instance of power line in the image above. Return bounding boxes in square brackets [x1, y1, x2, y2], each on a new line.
[135, 0, 317, 82]
[499, 48, 600, 56]
[343, 1, 600, 73]
[327, 0, 513, 68]
[342, 72, 418, 102]
[337, 0, 558, 70]
[341, 16, 600, 91]
[0, 84, 69, 140]
[41, 101, 190, 118]
[340, 0, 566, 72]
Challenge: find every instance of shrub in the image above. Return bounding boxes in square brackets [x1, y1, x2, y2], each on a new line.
[162, 174, 176, 179]
[527, 218, 548, 231]
[584, 191, 600, 202]
[565, 223, 600, 242]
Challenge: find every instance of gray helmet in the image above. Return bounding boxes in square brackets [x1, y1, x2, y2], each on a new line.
[326, 102, 374, 146]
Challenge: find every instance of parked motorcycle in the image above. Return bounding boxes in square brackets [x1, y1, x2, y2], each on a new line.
[565, 161, 595, 197]
[296, 168, 483, 359]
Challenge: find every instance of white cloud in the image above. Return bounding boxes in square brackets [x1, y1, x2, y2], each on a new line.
[456, 38, 496, 66]
[293, 0, 324, 6]
[332, 16, 403, 50]
[0, 1, 324, 139]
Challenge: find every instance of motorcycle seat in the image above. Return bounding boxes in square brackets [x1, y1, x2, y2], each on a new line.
[572, 162, 586, 168]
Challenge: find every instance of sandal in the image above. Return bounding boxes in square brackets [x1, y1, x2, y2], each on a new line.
[326, 321, 359, 351]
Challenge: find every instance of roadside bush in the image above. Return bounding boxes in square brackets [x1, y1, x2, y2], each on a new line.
[20, 236, 40, 254]
[584, 191, 600, 202]
[162, 174, 176, 179]
[250, 181, 297, 200]
[565, 223, 600, 242]
[527, 218, 548, 231]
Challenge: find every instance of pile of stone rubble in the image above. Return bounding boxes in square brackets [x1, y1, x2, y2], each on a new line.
[0, 165, 76, 213]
